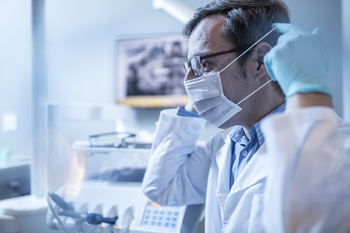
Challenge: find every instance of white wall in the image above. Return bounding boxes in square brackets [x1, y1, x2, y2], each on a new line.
[285, 0, 343, 117]
[46, 0, 115, 103]
[342, 0, 350, 121]
[0, 0, 32, 158]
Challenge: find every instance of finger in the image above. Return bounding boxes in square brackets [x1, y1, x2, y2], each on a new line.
[263, 50, 277, 81]
[312, 27, 323, 36]
[271, 23, 301, 34]
[311, 27, 329, 61]
[312, 27, 325, 41]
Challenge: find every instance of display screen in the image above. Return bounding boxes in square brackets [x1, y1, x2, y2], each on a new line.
[141, 202, 181, 229]
[115, 33, 189, 108]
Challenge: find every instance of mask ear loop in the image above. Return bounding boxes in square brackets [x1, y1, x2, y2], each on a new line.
[219, 25, 279, 105]
[219, 24, 279, 75]
[237, 79, 272, 105]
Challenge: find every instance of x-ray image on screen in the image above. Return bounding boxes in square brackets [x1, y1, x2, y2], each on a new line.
[115, 33, 189, 108]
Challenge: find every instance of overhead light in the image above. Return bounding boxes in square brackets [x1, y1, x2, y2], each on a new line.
[153, 0, 194, 24]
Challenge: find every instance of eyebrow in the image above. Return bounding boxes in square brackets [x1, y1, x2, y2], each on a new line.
[191, 50, 212, 58]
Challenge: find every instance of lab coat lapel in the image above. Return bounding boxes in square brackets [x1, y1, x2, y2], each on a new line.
[215, 136, 233, 213]
[229, 143, 268, 195]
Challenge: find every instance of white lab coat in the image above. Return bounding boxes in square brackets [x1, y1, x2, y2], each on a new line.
[142, 107, 350, 233]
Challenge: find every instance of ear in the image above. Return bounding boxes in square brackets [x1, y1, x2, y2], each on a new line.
[252, 42, 272, 79]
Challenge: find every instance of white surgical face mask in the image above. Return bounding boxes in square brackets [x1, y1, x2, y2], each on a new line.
[184, 26, 277, 128]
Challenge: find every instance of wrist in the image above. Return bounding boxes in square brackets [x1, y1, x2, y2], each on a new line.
[286, 93, 333, 112]
[285, 79, 332, 99]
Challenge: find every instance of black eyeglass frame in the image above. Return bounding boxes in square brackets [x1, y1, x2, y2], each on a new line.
[183, 46, 251, 77]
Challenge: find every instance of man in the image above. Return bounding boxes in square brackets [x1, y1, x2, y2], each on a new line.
[142, 0, 350, 232]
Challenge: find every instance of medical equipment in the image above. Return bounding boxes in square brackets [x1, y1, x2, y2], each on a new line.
[0, 160, 55, 233]
[0, 195, 58, 233]
[0, 161, 30, 201]
[48, 193, 117, 225]
[39, 103, 207, 233]
[45, 144, 204, 233]
[49, 194, 116, 226]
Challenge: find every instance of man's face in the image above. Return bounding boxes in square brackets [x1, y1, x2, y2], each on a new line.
[185, 15, 256, 127]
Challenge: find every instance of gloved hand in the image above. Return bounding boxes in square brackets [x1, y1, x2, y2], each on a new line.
[264, 23, 332, 99]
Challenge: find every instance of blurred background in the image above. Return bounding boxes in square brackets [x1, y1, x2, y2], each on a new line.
[0, 1, 348, 232]
[0, 0, 347, 159]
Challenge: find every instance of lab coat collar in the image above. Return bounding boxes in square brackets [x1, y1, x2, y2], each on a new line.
[215, 128, 269, 193]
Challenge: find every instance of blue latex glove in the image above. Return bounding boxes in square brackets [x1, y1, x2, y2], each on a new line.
[264, 23, 332, 99]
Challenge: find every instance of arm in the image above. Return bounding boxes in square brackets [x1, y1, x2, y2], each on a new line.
[142, 108, 215, 206]
[286, 93, 332, 110]
[263, 24, 350, 232]
[262, 106, 350, 233]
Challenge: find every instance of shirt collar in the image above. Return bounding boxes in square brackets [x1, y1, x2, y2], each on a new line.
[230, 103, 286, 145]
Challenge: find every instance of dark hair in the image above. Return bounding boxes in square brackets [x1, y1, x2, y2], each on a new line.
[183, 0, 290, 66]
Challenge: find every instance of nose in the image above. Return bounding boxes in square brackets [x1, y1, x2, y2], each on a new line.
[184, 68, 197, 82]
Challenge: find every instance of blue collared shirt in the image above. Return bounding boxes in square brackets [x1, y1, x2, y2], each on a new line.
[229, 103, 285, 187]
[176, 106, 201, 118]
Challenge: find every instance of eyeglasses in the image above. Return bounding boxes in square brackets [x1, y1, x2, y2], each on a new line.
[183, 46, 250, 77]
